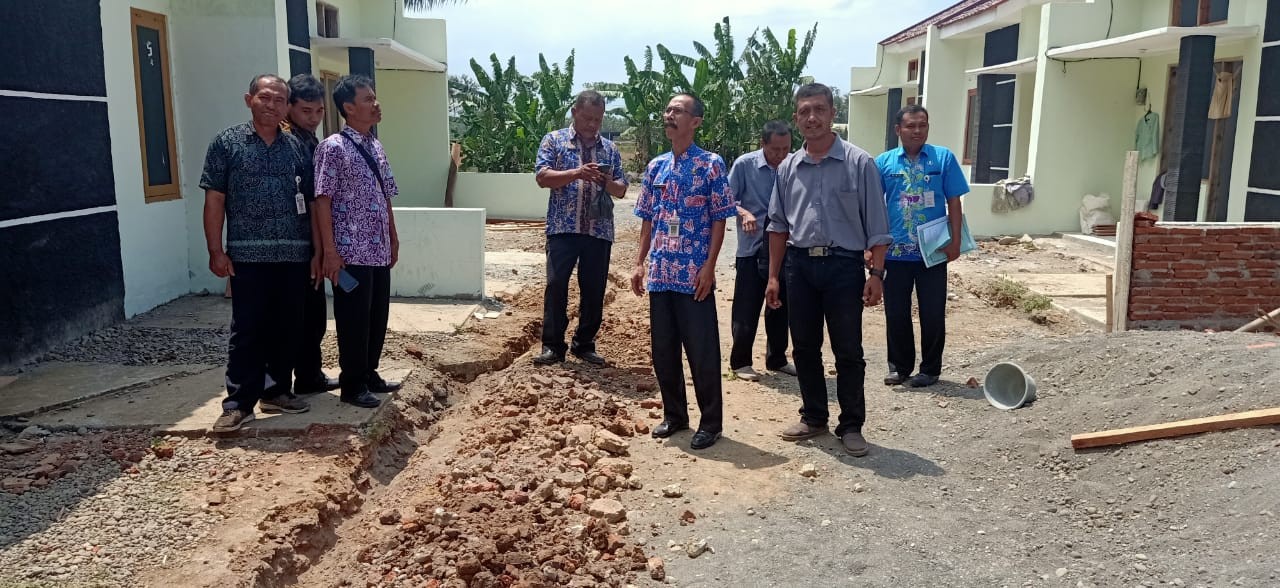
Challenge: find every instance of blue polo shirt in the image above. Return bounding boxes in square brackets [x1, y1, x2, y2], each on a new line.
[875, 144, 969, 262]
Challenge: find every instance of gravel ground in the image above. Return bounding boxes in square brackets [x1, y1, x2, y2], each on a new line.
[32, 326, 228, 370]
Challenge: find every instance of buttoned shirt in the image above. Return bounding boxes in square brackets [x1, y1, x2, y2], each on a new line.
[535, 127, 627, 242]
[728, 149, 780, 258]
[766, 134, 892, 252]
[634, 144, 736, 295]
[314, 126, 399, 267]
[199, 122, 313, 263]
[876, 144, 969, 262]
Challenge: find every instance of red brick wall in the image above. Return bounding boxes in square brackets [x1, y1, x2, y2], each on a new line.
[1128, 213, 1280, 330]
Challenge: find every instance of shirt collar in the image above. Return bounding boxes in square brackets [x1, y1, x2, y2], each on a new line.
[752, 150, 772, 170]
[672, 143, 705, 161]
[897, 144, 933, 164]
[800, 133, 845, 164]
[341, 125, 374, 143]
[567, 126, 600, 150]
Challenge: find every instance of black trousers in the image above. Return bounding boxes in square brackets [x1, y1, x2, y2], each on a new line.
[293, 281, 329, 386]
[225, 262, 308, 411]
[883, 260, 948, 378]
[332, 264, 391, 398]
[542, 233, 611, 355]
[649, 291, 723, 434]
[729, 253, 789, 370]
[785, 251, 866, 437]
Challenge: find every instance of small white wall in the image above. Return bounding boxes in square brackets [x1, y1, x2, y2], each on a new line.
[453, 173, 548, 220]
[377, 70, 450, 207]
[391, 208, 486, 298]
[923, 25, 968, 157]
[962, 184, 1065, 237]
[101, 0, 191, 317]
[848, 94, 888, 153]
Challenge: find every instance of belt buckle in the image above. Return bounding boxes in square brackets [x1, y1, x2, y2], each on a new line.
[809, 246, 827, 257]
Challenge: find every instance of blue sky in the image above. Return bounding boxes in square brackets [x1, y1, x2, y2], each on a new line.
[421, 0, 954, 94]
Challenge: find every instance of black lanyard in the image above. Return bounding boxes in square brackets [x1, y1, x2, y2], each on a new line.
[340, 132, 387, 197]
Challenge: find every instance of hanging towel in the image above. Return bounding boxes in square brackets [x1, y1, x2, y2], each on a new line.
[1208, 71, 1234, 119]
[1135, 111, 1160, 161]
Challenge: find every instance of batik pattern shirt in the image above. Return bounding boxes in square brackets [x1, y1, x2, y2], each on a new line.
[535, 127, 627, 242]
[199, 122, 313, 263]
[315, 126, 399, 267]
[634, 144, 736, 295]
[875, 144, 968, 262]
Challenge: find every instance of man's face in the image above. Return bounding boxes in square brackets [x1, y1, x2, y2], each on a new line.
[288, 99, 325, 133]
[343, 86, 382, 126]
[761, 133, 792, 168]
[663, 95, 701, 142]
[245, 79, 288, 127]
[896, 111, 930, 151]
[793, 95, 835, 142]
[572, 103, 605, 142]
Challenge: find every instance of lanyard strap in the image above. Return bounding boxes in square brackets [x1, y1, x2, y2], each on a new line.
[340, 132, 387, 197]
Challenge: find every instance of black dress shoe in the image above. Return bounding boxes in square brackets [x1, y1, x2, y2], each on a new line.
[341, 391, 381, 408]
[295, 375, 340, 395]
[572, 350, 606, 366]
[533, 347, 565, 366]
[689, 430, 721, 450]
[368, 373, 402, 394]
[651, 421, 689, 439]
[907, 373, 940, 388]
[883, 371, 907, 386]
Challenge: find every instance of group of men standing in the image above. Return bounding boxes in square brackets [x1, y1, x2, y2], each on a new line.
[202, 73, 402, 433]
[534, 83, 969, 455]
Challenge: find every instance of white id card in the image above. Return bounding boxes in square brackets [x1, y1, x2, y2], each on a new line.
[294, 176, 306, 214]
[922, 190, 935, 208]
[665, 218, 681, 236]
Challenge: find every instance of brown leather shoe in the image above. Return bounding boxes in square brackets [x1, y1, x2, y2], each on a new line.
[841, 432, 869, 457]
[780, 421, 827, 441]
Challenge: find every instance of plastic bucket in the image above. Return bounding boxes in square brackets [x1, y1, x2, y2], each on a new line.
[983, 362, 1037, 410]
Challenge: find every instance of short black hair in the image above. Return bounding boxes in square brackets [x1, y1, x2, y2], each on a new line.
[333, 74, 374, 120]
[574, 90, 606, 109]
[287, 74, 325, 105]
[794, 83, 834, 108]
[249, 74, 288, 96]
[761, 120, 792, 144]
[674, 92, 705, 118]
[895, 104, 929, 126]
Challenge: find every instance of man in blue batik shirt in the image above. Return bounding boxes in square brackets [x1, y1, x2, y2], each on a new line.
[631, 93, 736, 451]
[533, 90, 628, 367]
[875, 105, 969, 389]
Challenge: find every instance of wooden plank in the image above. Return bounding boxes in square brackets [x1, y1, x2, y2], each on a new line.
[1105, 274, 1114, 333]
[1234, 307, 1280, 333]
[1113, 150, 1139, 331]
[1071, 407, 1280, 449]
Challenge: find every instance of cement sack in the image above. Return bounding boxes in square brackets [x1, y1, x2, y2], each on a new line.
[1079, 193, 1115, 234]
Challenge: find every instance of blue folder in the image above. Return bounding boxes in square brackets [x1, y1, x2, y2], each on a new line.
[916, 215, 977, 268]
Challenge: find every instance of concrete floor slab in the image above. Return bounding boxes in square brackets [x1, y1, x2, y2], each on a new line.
[28, 366, 413, 436]
[387, 299, 478, 333]
[1053, 297, 1108, 327]
[0, 362, 214, 418]
[131, 293, 474, 335]
[1003, 273, 1108, 297]
[130, 296, 234, 329]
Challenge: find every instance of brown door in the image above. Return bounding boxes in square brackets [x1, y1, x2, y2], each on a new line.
[321, 70, 341, 137]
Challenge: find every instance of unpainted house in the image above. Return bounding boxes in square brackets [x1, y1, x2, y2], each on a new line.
[849, 0, 1280, 236]
[0, 0, 476, 368]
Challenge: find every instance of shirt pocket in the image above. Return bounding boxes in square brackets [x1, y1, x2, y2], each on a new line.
[835, 186, 863, 225]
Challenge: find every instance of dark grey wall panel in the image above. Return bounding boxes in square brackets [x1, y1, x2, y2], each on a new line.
[286, 0, 310, 48]
[1164, 35, 1216, 221]
[1248, 121, 1280, 190]
[1266, 0, 1279, 42]
[983, 25, 1019, 66]
[0, 0, 106, 96]
[0, 96, 116, 222]
[290, 49, 312, 77]
[0, 213, 125, 367]
[886, 88, 903, 152]
[1257, 46, 1280, 117]
[1244, 192, 1280, 220]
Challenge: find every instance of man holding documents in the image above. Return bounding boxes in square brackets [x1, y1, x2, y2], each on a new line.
[875, 104, 970, 388]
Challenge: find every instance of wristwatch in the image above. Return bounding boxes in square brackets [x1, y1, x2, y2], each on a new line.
[868, 267, 885, 279]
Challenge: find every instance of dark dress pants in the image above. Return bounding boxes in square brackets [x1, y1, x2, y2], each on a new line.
[729, 253, 789, 370]
[332, 265, 391, 399]
[649, 291, 723, 434]
[293, 280, 329, 386]
[883, 260, 948, 377]
[225, 262, 308, 411]
[542, 234, 612, 355]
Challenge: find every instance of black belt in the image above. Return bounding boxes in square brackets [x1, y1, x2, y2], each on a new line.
[788, 246, 861, 258]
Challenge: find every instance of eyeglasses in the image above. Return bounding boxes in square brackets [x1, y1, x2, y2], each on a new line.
[664, 107, 694, 117]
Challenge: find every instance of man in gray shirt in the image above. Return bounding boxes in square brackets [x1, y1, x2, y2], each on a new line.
[728, 120, 796, 382]
[765, 83, 892, 457]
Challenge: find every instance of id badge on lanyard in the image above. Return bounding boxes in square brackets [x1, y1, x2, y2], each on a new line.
[294, 176, 306, 214]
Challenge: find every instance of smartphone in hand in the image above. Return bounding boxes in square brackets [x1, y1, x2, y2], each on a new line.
[337, 268, 359, 293]
[596, 164, 612, 177]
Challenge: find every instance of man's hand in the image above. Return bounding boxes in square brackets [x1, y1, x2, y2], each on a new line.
[739, 210, 758, 234]
[765, 277, 782, 309]
[863, 276, 884, 307]
[943, 240, 961, 262]
[309, 254, 323, 289]
[390, 239, 400, 268]
[693, 265, 715, 301]
[209, 251, 235, 278]
[630, 264, 647, 297]
[323, 250, 345, 284]
[577, 163, 607, 185]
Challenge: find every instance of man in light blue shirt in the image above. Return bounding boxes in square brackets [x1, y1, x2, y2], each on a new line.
[728, 121, 796, 382]
[875, 104, 969, 388]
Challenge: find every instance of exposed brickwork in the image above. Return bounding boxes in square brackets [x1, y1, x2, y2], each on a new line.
[1128, 212, 1280, 330]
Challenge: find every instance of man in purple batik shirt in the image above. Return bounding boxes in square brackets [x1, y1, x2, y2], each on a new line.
[314, 74, 401, 409]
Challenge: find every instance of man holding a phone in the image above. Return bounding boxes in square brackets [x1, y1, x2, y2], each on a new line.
[314, 75, 401, 409]
[533, 90, 628, 366]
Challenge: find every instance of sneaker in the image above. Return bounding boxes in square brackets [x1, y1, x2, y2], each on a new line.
[771, 363, 798, 377]
[211, 408, 254, 433]
[733, 366, 761, 382]
[261, 393, 311, 414]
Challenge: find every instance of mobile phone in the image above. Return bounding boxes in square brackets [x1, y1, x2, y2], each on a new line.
[597, 164, 612, 175]
[337, 268, 359, 293]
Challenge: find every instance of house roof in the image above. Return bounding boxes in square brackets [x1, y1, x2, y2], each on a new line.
[880, 0, 1009, 46]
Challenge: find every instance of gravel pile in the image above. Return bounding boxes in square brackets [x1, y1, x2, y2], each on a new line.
[37, 326, 228, 368]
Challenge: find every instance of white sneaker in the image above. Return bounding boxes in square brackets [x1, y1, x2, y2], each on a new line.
[733, 367, 761, 382]
[772, 363, 798, 377]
